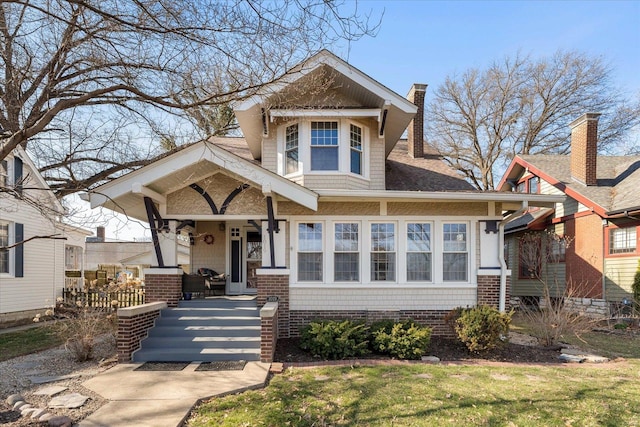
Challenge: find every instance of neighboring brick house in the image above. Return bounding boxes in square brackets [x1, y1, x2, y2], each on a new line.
[85, 50, 561, 336]
[498, 113, 640, 306]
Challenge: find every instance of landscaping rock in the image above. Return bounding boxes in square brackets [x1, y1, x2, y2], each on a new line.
[48, 392, 89, 409]
[35, 385, 68, 396]
[13, 400, 27, 410]
[583, 355, 610, 363]
[421, 356, 440, 363]
[39, 412, 54, 422]
[30, 408, 48, 419]
[21, 406, 37, 416]
[6, 394, 24, 405]
[559, 354, 586, 363]
[47, 415, 73, 427]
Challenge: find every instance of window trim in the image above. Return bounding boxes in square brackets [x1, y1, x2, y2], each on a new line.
[406, 222, 433, 282]
[333, 222, 360, 282]
[284, 123, 300, 175]
[370, 222, 397, 282]
[0, 221, 14, 276]
[606, 225, 638, 256]
[442, 222, 469, 282]
[296, 222, 324, 282]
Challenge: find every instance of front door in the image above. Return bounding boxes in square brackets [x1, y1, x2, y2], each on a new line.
[228, 225, 261, 295]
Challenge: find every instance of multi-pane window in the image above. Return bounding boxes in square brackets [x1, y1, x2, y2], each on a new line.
[334, 223, 359, 281]
[297, 223, 323, 281]
[285, 124, 299, 174]
[371, 223, 395, 281]
[443, 223, 468, 281]
[350, 124, 362, 175]
[516, 181, 526, 193]
[406, 223, 432, 281]
[609, 227, 637, 254]
[528, 177, 539, 194]
[548, 237, 566, 263]
[0, 160, 7, 187]
[0, 222, 9, 274]
[310, 121, 339, 171]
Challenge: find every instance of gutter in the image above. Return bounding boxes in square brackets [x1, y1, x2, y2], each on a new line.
[498, 202, 529, 312]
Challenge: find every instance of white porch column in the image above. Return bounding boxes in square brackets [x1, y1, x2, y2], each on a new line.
[156, 220, 179, 267]
[262, 220, 286, 268]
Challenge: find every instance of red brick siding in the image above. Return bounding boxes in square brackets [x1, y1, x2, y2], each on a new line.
[145, 274, 182, 307]
[260, 309, 278, 363]
[117, 309, 161, 363]
[257, 274, 290, 338]
[565, 215, 604, 298]
[570, 114, 599, 186]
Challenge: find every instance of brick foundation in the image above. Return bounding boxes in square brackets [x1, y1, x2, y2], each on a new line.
[144, 268, 183, 307]
[117, 302, 166, 362]
[257, 271, 290, 338]
[289, 309, 455, 338]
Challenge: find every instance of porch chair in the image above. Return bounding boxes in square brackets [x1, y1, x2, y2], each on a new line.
[197, 268, 227, 296]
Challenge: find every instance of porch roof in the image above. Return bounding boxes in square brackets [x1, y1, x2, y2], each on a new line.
[84, 141, 318, 221]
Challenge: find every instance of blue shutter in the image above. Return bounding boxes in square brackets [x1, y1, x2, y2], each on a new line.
[15, 223, 24, 277]
[14, 157, 23, 195]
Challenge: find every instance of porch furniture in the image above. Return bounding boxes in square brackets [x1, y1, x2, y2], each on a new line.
[198, 268, 227, 296]
[182, 274, 207, 298]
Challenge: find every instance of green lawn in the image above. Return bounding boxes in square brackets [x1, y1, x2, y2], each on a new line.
[187, 361, 640, 426]
[0, 325, 63, 362]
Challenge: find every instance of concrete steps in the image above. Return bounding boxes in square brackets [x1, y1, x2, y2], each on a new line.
[132, 297, 260, 362]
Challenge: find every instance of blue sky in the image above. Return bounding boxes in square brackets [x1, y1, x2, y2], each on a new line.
[339, 0, 639, 98]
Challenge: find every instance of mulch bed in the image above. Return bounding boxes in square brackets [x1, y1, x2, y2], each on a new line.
[274, 336, 563, 365]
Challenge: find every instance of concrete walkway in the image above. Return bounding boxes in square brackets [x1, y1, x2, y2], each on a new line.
[79, 361, 271, 427]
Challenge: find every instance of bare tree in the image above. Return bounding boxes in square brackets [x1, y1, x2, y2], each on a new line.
[0, 0, 380, 197]
[428, 51, 640, 190]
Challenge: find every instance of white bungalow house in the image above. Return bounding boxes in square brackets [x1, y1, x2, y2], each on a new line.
[84, 50, 563, 340]
[0, 144, 91, 325]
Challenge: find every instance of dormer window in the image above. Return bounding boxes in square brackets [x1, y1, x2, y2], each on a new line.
[285, 124, 299, 174]
[350, 124, 362, 175]
[310, 121, 339, 171]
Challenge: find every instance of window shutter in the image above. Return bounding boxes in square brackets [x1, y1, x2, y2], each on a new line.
[15, 223, 24, 277]
[14, 157, 23, 195]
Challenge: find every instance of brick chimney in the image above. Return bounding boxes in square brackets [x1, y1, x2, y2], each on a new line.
[570, 113, 601, 186]
[407, 83, 428, 158]
[96, 226, 105, 242]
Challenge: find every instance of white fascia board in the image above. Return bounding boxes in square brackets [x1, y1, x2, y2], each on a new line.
[131, 183, 166, 204]
[270, 108, 382, 120]
[315, 190, 565, 206]
[89, 142, 318, 212]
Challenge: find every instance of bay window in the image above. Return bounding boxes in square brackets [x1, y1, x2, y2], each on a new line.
[310, 121, 339, 171]
[334, 223, 359, 281]
[285, 123, 299, 174]
[297, 223, 323, 281]
[443, 223, 468, 281]
[407, 223, 432, 281]
[371, 223, 395, 281]
[350, 124, 362, 175]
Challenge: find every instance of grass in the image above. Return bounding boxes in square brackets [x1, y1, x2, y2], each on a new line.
[187, 361, 640, 426]
[188, 321, 640, 427]
[0, 325, 64, 362]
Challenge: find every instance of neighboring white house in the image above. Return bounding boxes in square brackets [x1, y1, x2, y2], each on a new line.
[0, 145, 71, 325]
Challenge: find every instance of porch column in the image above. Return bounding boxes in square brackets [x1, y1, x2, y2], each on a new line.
[256, 269, 290, 338]
[144, 267, 183, 307]
[477, 271, 511, 310]
[156, 220, 179, 267]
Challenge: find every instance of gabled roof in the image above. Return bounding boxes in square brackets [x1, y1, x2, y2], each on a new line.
[498, 154, 640, 217]
[233, 49, 418, 159]
[84, 141, 318, 221]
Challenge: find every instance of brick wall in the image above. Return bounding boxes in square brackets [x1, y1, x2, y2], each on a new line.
[144, 273, 182, 307]
[477, 274, 500, 308]
[257, 273, 290, 338]
[565, 215, 604, 298]
[260, 302, 279, 362]
[116, 302, 166, 362]
[570, 113, 600, 186]
[289, 309, 456, 338]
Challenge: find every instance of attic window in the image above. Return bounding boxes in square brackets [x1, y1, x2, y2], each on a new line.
[285, 124, 299, 174]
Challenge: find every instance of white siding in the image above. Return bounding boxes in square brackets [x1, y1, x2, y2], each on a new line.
[291, 287, 476, 311]
[0, 157, 65, 315]
[261, 134, 277, 173]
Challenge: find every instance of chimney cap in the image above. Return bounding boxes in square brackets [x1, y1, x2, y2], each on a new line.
[569, 112, 601, 129]
[407, 83, 428, 97]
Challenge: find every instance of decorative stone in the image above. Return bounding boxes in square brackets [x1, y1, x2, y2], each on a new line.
[21, 407, 37, 416]
[31, 408, 48, 419]
[48, 392, 89, 409]
[13, 401, 27, 410]
[39, 412, 54, 422]
[34, 385, 68, 396]
[559, 354, 585, 363]
[47, 415, 73, 427]
[6, 394, 24, 405]
[421, 356, 440, 363]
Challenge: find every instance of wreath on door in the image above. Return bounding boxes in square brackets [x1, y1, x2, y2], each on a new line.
[203, 234, 215, 245]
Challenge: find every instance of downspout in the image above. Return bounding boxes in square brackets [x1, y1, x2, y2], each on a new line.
[498, 202, 529, 312]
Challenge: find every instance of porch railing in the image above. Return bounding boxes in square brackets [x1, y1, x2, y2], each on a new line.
[62, 288, 145, 312]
